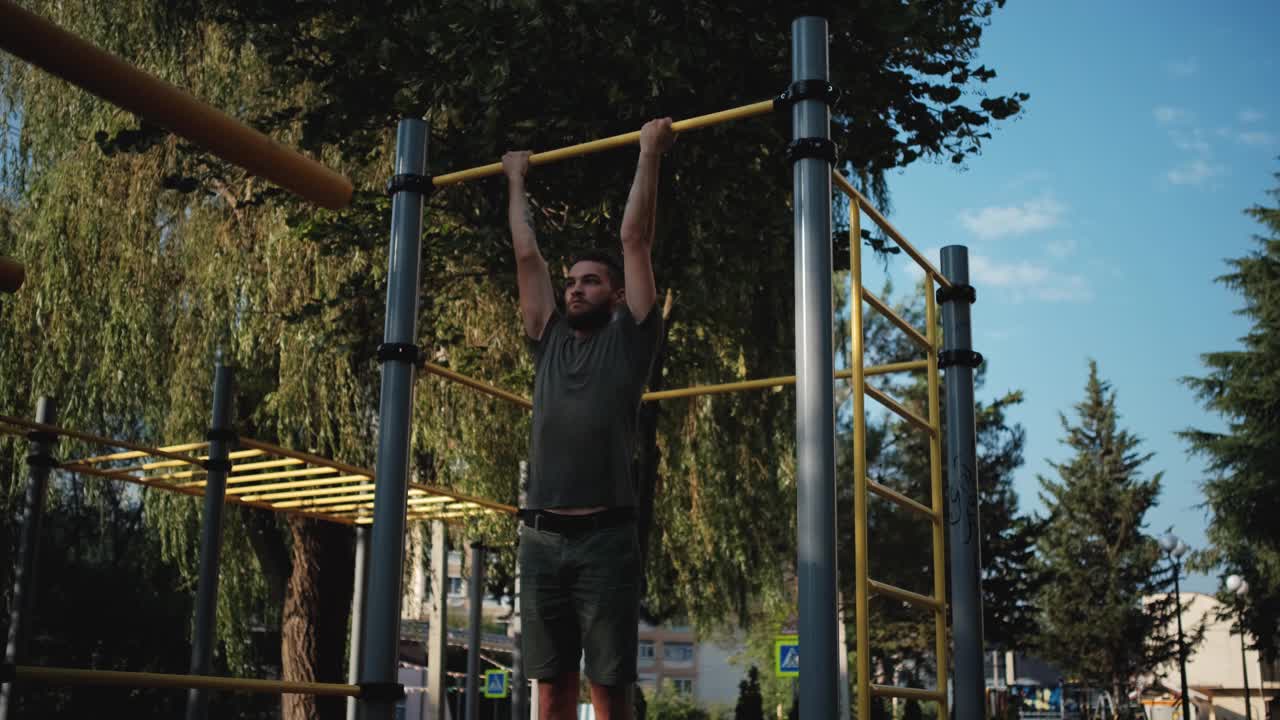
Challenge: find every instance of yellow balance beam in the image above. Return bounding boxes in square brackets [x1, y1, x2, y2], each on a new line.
[432, 100, 778, 187]
[0, 1, 353, 210]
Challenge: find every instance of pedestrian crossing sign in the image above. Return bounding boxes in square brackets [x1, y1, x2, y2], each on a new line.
[483, 669, 509, 698]
[774, 635, 799, 677]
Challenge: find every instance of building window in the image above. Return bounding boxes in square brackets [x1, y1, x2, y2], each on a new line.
[638, 641, 655, 662]
[670, 677, 694, 695]
[448, 577, 463, 596]
[663, 642, 694, 663]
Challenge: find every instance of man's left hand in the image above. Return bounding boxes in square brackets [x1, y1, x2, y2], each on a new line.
[639, 118, 677, 156]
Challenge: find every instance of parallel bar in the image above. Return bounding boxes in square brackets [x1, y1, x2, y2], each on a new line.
[11, 665, 359, 697]
[641, 362, 926, 402]
[0, 1, 353, 209]
[862, 288, 930, 351]
[926, 276, 950, 720]
[432, 100, 776, 187]
[70, 442, 207, 465]
[241, 484, 376, 503]
[868, 579, 943, 612]
[866, 359, 930, 377]
[793, 16, 838, 719]
[866, 480, 939, 521]
[870, 685, 947, 703]
[865, 385, 934, 436]
[181, 467, 339, 487]
[228, 475, 370, 497]
[831, 171, 951, 289]
[422, 363, 532, 409]
[132, 452, 277, 473]
[0, 415, 208, 467]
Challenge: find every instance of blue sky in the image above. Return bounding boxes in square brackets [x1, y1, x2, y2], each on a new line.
[857, 1, 1279, 593]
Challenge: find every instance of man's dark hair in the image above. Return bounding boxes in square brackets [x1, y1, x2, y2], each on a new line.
[569, 248, 625, 289]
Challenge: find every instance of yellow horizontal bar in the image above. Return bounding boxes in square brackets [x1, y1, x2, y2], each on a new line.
[0, 414, 209, 467]
[832, 171, 951, 289]
[432, 100, 776, 187]
[867, 481, 939, 522]
[68, 441, 208, 465]
[241, 484, 376, 502]
[233, 475, 371, 498]
[865, 384, 935, 437]
[422, 362, 532, 409]
[866, 359, 930, 377]
[12, 664, 359, 697]
[320, 499, 479, 515]
[132, 449, 266, 472]
[862, 288, 931, 351]
[868, 579, 942, 611]
[870, 684, 946, 703]
[182, 466, 339, 488]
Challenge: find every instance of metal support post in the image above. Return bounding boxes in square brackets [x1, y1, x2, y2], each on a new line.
[465, 543, 486, 720]
[186, 362, 235, 720]
[791, 15, 837, 720]
[358, 117, 429, 720]
[940, 246, 983, 720]
[0, 396, 57, 720]
[348, 525, 371, 720]
[427, 521, 448, 720]
[511, 462, 528, 720]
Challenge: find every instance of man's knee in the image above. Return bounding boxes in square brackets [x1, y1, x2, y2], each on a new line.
[539, 672, 580, 715]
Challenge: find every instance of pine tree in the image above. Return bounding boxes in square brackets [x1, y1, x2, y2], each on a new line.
[1180, 169, 1280, 661]
[1034, 361, 1180, 704]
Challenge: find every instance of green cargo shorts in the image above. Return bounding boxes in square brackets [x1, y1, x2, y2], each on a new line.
[517, 517, 640, 686]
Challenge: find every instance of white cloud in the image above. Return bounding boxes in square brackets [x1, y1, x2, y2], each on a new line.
[1154, 106, 1190, 125]
[1238, 109, 1264, 124]
[1236, 130, 1276, 147]
[1169, 128, 1211, 154]
[958, 196, 1066, 240]
[1166, 58, 1199, 77]
[1046, 238, 1077, 259]
[1166, 158, 1224, 185]
[970, 255, 1093, 303]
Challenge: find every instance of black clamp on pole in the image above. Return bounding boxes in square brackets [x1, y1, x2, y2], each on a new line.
[786, 137, 838, 165]
[936, 283, 977, 305]
[385, 173, 434, 198]
[25, 453, 58, 469]
[939, 349, 984, 370]
[377, 342, 425, 368]
[25, 430, 57, 444]
[358, 681, 407, 702]
[774, 79, 842, 110]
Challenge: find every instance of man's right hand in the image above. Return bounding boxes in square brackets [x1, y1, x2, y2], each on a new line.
[502, 150, 532, 182]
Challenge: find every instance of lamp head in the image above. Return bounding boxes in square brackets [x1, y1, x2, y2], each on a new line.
[1173, 541, 1189, 559]
[1159, 534, 1178, 553]
[1227, 574, 1243, 594]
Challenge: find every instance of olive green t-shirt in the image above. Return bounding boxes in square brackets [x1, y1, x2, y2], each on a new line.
[526, 306, 662, 510]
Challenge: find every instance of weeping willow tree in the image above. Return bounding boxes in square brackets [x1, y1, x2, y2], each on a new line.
[2, 2, 1024, 718]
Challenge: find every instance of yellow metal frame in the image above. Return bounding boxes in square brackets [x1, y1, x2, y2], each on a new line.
[837, 169, 949, 719]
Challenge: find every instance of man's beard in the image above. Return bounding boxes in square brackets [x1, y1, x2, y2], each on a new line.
[566, 301, 612, 332]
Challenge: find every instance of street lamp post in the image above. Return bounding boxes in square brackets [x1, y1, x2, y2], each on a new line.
[1160, 534, 1192, 720]
[1225, 575, 1252, 720]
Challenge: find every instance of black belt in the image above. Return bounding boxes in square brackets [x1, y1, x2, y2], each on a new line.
[519, 507, 635, 536]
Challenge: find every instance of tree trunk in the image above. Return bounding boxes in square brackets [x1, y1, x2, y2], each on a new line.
[282, 517, 355, 720]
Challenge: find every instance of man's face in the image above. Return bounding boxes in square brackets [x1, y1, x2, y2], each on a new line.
[564, 260, 623, 327]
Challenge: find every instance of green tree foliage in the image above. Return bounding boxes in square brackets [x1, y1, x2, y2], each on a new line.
[734, 665, 765, 720]
[1034, 361, 1181, 703]
[1180, 168, 1280, 661]
[1, 3, 1025, 715]
[648, 683, 711, 720]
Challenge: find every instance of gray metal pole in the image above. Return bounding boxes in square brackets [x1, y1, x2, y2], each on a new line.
[0, 396, 57, 720]
[465, 543, 486, 720]
[940, 245, 983, 720]
[186, 362, 235, 720]
[427, 521, 448, 720]
[359, 117, 429, 720]
[348, 525, 371, 720]
[511, 462, 528, 720]
[791, 15, 837, 720]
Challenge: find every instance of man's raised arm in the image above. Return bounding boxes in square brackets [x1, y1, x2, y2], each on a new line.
[503, 151, 556, 341]
[619, 118, 676, 322]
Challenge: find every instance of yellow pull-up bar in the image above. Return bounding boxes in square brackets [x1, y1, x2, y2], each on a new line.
[432, 100, 779, 187]
[0, 1, 355, 210]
